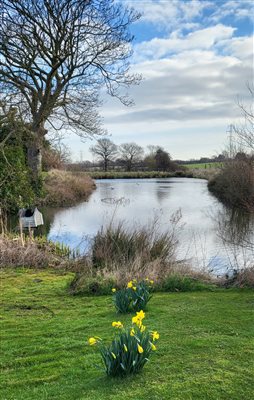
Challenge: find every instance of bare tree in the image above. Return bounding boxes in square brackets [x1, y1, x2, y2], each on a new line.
[233, 84, 254, 152]
[119, 142, 144, 171]
[0, 0, 140, 180]
[90, 138, 118, 171]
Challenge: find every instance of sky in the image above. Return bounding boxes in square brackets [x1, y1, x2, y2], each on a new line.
[66, 0, 254, 162]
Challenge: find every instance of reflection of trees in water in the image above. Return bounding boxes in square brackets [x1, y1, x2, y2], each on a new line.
[216, 207, 254, 252]
[155, 183, 172, 203]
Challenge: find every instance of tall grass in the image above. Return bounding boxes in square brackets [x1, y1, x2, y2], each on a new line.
[41, 169, 96, 207]
[90, 213, 181, 278]
[92, 223, 176, 269]
[0, 234, 72, 269]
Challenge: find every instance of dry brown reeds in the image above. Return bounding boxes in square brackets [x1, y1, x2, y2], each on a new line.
[0, 235, 70, 269]
[41, 169, 96, 207]
[220, 267, 254, 288]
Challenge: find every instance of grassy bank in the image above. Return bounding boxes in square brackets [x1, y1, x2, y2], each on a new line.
[0, 270, 253, 400]
[86, 170, 192, 179]
[84, 169, 219, 181]
[40, 169, 96, 207]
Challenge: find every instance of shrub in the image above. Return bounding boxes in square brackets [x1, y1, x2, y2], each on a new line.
[88, 311, 159, 377]
[0, 127, 35, 214]
[112, 279, 153, 313]
[208, 160, 254, 211]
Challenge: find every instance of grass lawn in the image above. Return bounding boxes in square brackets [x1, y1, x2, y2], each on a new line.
[0, 270, 253, 400]
[183, 162, 224, 169]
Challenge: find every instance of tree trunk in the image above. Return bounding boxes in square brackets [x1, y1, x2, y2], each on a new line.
[27, 125, 46, 182]
[27, 140, 42, 180]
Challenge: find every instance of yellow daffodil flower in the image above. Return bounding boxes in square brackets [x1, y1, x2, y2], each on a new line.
[130, 328, 135, 336]
[132, 286, 137, 291]
[127, 281, 133, 288]
[132, 315, 141, 328]
[112, 288, 116, 293]
[140, 325, 146, 332]
[112, 321, 123, 329]
[137, 344, 144, 354]
[136, 310, 145, 320]
[150, 280, 154, 284]
[151, 331, 160, 341]
[111, 352, 117, 359]
[124, 344, 128, 352]
[150, 342, 157, 351]
[132, 310, 145, 328]
[88, 337, 97, 346]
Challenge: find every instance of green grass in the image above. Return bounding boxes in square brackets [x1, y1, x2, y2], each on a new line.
[1, 269, 253, 400]
[183, 162, 224, 169]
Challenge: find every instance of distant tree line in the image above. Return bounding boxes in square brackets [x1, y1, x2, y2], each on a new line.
[67, 139, 180, 172]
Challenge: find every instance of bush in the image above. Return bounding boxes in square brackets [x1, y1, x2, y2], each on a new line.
[88, 311, 159, 377]
[113, 279, 153, 313]
[208, 160, 254, 211]
[0, 135, 35, 212]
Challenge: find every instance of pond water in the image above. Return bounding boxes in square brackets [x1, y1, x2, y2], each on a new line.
[45, 178, 254, 274]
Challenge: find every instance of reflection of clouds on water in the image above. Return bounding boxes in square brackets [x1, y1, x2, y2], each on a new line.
[48, 231, 91, 255]
[45, 178, 254, 272]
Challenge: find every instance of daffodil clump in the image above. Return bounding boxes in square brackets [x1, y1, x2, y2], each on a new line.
[112, 279, 154, 313]
[88, 310, 159, 377]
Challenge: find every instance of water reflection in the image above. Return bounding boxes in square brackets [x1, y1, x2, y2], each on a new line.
[155, 181, 172, 203]
[217, 208, 254, 249]
[43, 178, 254, 272]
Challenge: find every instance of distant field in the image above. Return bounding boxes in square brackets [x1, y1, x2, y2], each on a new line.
[183, 162, 224, 169]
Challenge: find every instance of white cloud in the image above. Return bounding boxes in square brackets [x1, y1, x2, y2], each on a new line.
[209, 0, 254, 22]
[216, 35, 254, 59]
[125, 0, 212, 30]
[133, 24, 236, 62]
[125, 0, 253, 29]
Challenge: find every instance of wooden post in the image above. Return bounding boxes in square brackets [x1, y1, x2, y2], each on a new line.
[19, 217, 24, 247]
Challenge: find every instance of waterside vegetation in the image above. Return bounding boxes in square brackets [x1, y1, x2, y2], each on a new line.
[41, 169, 96, 207]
